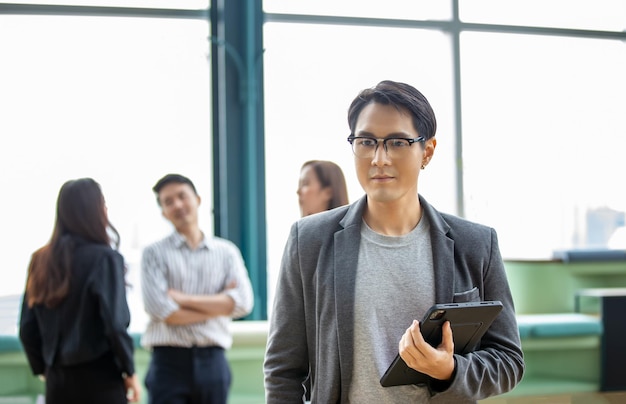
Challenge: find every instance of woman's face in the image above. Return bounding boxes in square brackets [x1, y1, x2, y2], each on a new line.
[297, 165, 332, 217]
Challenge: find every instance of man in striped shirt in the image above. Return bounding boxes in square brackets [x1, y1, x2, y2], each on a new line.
[140, 173, 254, 404]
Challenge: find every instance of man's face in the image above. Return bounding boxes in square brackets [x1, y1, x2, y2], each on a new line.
[353, 102, 435, 204]
[158, 182, 200, 230]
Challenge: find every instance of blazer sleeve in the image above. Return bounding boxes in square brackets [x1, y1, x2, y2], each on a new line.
[264, 222, 310, 403]
[93, 252, 135, 376]
[434, 227, 525, 400]
[19, 294, 45, 375]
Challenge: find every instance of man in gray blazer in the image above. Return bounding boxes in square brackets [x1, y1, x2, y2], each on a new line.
[264, 80, 524, 403]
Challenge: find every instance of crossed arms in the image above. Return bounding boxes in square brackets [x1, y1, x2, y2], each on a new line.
[164, 281, 237, 325]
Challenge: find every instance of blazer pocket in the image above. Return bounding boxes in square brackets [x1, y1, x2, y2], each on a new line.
[453, 287, 480, 303]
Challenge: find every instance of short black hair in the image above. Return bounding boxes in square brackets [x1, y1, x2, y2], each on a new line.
[348, 80, 437, 140]
[152, 174, 198, 205]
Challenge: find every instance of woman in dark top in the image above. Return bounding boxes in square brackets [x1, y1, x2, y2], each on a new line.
[19, 178, 140, 403]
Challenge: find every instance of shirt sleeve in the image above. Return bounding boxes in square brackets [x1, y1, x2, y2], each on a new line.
[140, 245, 179, 321]
[223, 243, 254, 319]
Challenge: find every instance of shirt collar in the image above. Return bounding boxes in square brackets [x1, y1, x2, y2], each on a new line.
[170, 231, 210, 250]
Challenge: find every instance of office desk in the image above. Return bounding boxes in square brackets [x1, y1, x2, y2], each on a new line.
[575, 288, 626, 392]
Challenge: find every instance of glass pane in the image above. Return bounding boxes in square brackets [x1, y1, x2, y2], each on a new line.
[263, 22, 455, 312]
[461, 32, 626, 259]
[3, 0, 208, 9]
[461, 0, 626, 32]
[0, 15, 211, 333]
[263, 0, 451, 21]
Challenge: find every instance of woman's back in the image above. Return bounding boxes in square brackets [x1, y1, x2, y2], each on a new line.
[19, 177, 140, 403]
[28, 239, 132, 368]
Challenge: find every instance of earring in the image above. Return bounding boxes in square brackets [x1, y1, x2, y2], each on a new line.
[421, 164, 425, 170]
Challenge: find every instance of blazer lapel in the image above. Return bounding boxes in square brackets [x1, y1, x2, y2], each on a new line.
[420, 195, 456, 303]
[334, 196, 367, 398]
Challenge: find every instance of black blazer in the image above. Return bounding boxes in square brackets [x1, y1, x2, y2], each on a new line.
[19, 238, 135, 377]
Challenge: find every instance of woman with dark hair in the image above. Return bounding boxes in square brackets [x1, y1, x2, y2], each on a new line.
[298, 160, 349, 217]
[19, 178, 140, 403]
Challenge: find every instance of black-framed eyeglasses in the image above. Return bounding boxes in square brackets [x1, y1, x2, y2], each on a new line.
[347, 135, 425, 159]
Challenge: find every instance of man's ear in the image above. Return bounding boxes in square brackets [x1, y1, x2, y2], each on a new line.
[427, 137, 436, 155]
[424, 137, 437, 163]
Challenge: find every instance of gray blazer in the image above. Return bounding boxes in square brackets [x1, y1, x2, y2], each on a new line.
[264, 195, 524, 403]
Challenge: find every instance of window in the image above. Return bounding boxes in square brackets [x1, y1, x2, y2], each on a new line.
[3, 2, 626, 324]
[460, 0, 626, 32]
[263, 0, 450, 20]
[263, 1, 626, 306]
[461, 32, 626, 258]
[263, 21, 456, 310]
[0, 11, 211, 332]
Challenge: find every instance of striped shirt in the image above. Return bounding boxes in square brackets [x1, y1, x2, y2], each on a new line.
[140, 231, 254, 350]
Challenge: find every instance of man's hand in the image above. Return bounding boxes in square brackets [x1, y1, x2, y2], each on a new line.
[223, 279, 237, 291]
[167, 288, 185, 304]
[398, 320, 455, 381]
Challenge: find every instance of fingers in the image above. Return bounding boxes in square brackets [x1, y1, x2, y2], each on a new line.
[398, 320, 414, 354]
[125, 374, 141, 403]
[399, 320, 424, 366]
[398, 320, 456, 380]
[439, 320, 455, 352]
[409, 320, 427, 346]
[167, 289, 185, 304]
[127, 388, 140, 403]
[167, 289, 179, 304]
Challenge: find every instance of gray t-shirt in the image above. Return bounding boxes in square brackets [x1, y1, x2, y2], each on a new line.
[348, 216, 435, 403]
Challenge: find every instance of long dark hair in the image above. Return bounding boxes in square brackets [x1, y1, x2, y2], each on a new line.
[26, 178, 120, 307]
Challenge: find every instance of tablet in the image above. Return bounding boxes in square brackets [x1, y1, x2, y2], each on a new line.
[379, 300, 503, 387]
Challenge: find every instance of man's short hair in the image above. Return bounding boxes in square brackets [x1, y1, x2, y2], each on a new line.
[152, 174, 198, 205]
[347, 80, 437, 140]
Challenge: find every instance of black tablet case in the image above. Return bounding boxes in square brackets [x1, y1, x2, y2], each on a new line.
[379, 300, 503, 387]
